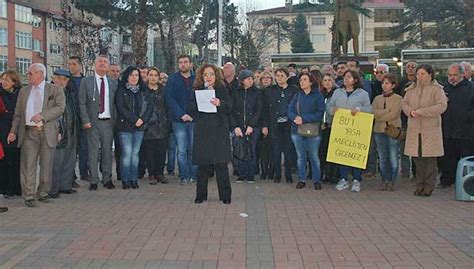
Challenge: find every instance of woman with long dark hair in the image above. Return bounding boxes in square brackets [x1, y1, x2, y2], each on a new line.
[320, 73, 339, 184]
[189, 63, 232, 204]
[143, 67, 169, 185]
[115, 66, 151, 189]
[0, 70, 22, 198]
[288, 72, 325, 190]
[327, 70, 372, 192]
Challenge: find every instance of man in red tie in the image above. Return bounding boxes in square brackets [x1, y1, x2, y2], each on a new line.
[78, 55, 118, 191]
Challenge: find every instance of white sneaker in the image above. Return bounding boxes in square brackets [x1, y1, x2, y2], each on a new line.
[335, 179, 349, 191]
[351, 180, 361, 192]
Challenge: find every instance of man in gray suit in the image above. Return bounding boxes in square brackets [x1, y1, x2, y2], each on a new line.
[79, 54, 117, 191]
[8, 63, 65, 207]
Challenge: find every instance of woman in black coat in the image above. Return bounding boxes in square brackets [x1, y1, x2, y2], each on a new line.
[115, 66, 152, 189]
[143, 67, 169, 185]
[229, 70, 262, 183]
[189, 64, 232, 204]
[0, 70, 22, 198]
[263, 67, 298, 183]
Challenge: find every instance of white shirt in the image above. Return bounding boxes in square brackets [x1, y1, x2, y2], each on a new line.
[95, 73, 111, 119]
[25, 80, 45, 126]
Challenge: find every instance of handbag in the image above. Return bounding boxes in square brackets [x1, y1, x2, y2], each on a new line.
[384, 123, 406, 141]
[233, 135, 252, 161]
[381, 97, 405, 140]
[296, 93, 320, 137]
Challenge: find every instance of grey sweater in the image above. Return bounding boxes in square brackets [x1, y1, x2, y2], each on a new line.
[326, 88, 372, 126]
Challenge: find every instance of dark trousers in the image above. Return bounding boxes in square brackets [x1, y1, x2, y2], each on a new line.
[272, 122, 294, 179]
[257, 134, 273, 178]
[114, 131, 121, 180]
[441, 138, 474, 186]
[196, 163, 231, 201]
[0, 147, 21, 196]
[138, 141, 147, 178]
[144, 138, 168, 177]
[413, 157, 438, 192]
[319, 127, 338, 183]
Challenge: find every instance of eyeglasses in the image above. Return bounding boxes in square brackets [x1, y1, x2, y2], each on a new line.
[261, 76, 272, 79]
[406, 64, 417, 68]
[374, 71, 387, 75]
[203, 72, 215, 77]
[26, 71, 38, 76]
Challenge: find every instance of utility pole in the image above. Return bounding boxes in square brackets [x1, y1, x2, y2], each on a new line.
[217, 0, 223, 66]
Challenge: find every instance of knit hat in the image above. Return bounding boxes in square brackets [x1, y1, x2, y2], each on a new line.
[238, 69, 253, 81]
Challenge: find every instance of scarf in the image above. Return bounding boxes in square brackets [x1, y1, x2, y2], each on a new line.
[126, 83, 140, 94]
[383, 91, 394, 98]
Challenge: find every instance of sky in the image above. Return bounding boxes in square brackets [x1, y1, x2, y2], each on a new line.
[230, 0, 284, 12]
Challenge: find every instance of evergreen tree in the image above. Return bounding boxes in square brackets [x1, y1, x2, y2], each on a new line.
[290, 13, 314, 53]
[391, 0, 467, 49]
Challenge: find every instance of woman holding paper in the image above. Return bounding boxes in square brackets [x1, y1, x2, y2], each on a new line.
[327, 70, 372, 192]
[189, 64, 232, 204]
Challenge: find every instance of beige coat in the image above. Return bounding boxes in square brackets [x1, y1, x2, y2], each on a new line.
[401, 80, 447, 157]
[10, 82, 65, 148]
[372, 94, 402, 133]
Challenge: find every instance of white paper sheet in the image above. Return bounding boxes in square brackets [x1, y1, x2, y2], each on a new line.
[195, 89, 217, 113]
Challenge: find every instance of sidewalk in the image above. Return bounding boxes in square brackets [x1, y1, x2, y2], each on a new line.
[0, 176, 473, 269]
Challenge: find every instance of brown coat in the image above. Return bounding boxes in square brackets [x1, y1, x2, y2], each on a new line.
[402, 80, 447, 157]
[372, 93, 402, 133]
[10, 82, 65, 148]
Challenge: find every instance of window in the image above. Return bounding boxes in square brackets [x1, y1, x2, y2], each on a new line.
[0, 55, 7, 72]
[0, 0, 6, 18]
[15, 31, 32, 49]
[16, 57, 31, 75]
[311, 17, 326, 26]
[0, 28, 7, 46]
[122, 35, 132, 45]
[374, 27, 402, 42]
[15, 4, 32, 23]
[32, 16, 42, 28]
[49, 43, 61, 54]
[51, 66, 61, 74]
[33, 39, 41, 51]
[311, 34, 326, 43]
[48, 21, 62, 31]
[374, 9, 403, 23]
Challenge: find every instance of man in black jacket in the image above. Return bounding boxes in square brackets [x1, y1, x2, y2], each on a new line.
[439, 63, 474, 188]
[50, 69, 78, 198]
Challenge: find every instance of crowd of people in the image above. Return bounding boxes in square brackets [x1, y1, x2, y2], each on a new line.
[0, 53, 473, 211]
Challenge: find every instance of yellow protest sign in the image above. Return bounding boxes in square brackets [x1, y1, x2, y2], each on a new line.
[326, 109, 374, 169]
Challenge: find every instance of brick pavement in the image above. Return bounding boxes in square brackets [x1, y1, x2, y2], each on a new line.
[0, 174, 473, 269]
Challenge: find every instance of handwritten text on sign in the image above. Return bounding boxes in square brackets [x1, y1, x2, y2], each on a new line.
[326, 109, 374, 169]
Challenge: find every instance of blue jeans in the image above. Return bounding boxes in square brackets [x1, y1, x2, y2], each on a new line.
[172, 122, 197, 180]
[340, 166, 362, 181]
[167, 133, 177, 173]
[291, 134, 322, 183]
[374, 133, 400, 181]
[233, 129, 259, 180]
[118, 131, 144, 183]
